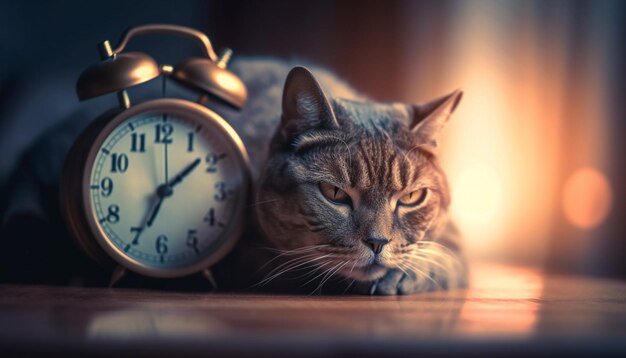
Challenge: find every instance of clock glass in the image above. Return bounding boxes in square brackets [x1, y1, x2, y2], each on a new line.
[87, 111, 245, 273]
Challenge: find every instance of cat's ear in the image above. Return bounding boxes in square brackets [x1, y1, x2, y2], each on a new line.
[410, 89, 463, 147]
[281, 66, 339, 142]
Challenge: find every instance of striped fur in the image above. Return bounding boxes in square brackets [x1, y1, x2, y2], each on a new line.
[254, 67, 467, 295]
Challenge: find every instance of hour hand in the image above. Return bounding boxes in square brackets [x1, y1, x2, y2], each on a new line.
[146, 198, 164, 227]
[168, 158, 201, 188]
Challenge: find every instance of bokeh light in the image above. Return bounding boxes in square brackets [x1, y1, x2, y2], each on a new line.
[562, 167, 612, 229]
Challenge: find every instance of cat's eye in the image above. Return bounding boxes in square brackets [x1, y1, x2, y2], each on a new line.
[398, 188, 428, 207]
[319, 182, 351, 205]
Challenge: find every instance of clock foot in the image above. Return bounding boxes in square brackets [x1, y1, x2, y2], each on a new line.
[109, 265, 127, 288]
[201, 268, 218, 290]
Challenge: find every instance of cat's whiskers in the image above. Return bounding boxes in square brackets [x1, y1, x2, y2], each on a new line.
[258, 244, 330, 271]
[262, 251, 328, 279]
[342, 279, 356, 295]
[349, 259, 358, 274]
[256, 253, 335, 287]
[400, 260, 440, 288]
[300, 260, 341, 288]
[311, 261, 349, 295]
[262, 252, 320, 278]
[412, 242, 465, 273]
[291, 259, 336, 281]
[400, 242, 465, 289]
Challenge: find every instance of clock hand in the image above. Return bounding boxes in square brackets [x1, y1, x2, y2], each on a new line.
[168, 158, 202, 188]
[145, 158, 201, 229]
[147, 184, 173, 227]
[164, 140, 169, 183]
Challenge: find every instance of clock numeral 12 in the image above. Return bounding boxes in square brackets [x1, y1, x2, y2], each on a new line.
[155, 123, 173, 144]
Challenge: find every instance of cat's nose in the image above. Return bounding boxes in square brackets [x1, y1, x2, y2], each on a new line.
[364, 237, 389, 254]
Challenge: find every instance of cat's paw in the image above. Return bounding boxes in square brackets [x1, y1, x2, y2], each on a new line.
[350, 269, 427, 295]
[367, 269, 421, 295]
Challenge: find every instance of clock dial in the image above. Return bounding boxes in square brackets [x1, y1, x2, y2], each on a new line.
[88, 112, 245, 270]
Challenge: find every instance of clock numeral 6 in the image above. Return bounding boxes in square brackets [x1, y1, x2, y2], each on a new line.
[156, 235, 168, 254]
[110, 153, 129, 173]
[186, 230, 199, 254]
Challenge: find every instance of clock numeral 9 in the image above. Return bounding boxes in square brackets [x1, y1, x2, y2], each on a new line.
[186, 230, 199, 254]
[131, 133, 146, 152]
[107, 204, 120, 223]
[100, 177, 113, 197]
[155, 123, 173, 144]
[156, 235, 168, 254]
[110, 153, 129, 173]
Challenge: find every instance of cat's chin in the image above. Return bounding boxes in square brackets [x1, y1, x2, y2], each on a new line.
[340, 263, 389, 282]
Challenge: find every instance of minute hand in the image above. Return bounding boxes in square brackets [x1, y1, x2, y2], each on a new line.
[168, 158, 202, 188]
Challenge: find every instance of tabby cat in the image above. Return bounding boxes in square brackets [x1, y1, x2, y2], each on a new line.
[231, 65, 467, 295]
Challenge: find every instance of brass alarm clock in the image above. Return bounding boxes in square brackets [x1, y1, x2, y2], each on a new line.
[61, 24, 251, 286]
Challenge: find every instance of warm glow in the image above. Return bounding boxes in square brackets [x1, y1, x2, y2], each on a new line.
[458, 263, 544, 337]
[452, 166, 503, 232]
[562, 167, 612, 229]
[402, 1, 611, 263]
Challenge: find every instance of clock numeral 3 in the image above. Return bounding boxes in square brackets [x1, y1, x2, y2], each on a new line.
[131, 133, 146, 152]
[156, 235, 168, 254]
[155, 123, 173, 144]
[186, 230, 199, 254]
[214, 182, 227, 201]
[111, 153, 129, 173]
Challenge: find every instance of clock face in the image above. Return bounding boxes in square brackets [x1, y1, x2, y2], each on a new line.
[87, 108, 247, 274]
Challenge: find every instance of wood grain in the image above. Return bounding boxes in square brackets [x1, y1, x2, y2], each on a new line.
[1, 263, 626, 356]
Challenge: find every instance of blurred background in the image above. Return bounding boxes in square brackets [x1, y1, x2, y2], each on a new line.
[0, 0, 624, 279]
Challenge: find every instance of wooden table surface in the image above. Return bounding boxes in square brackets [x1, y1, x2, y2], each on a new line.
[1, 263, 626, 356]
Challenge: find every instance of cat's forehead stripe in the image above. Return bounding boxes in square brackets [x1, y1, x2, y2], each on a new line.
[347, 138, 418, 192]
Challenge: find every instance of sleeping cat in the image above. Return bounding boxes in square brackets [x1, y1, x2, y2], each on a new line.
[0, 58, 467, 295]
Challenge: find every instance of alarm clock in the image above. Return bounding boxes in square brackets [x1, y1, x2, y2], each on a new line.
[61, 24, 251, 287]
